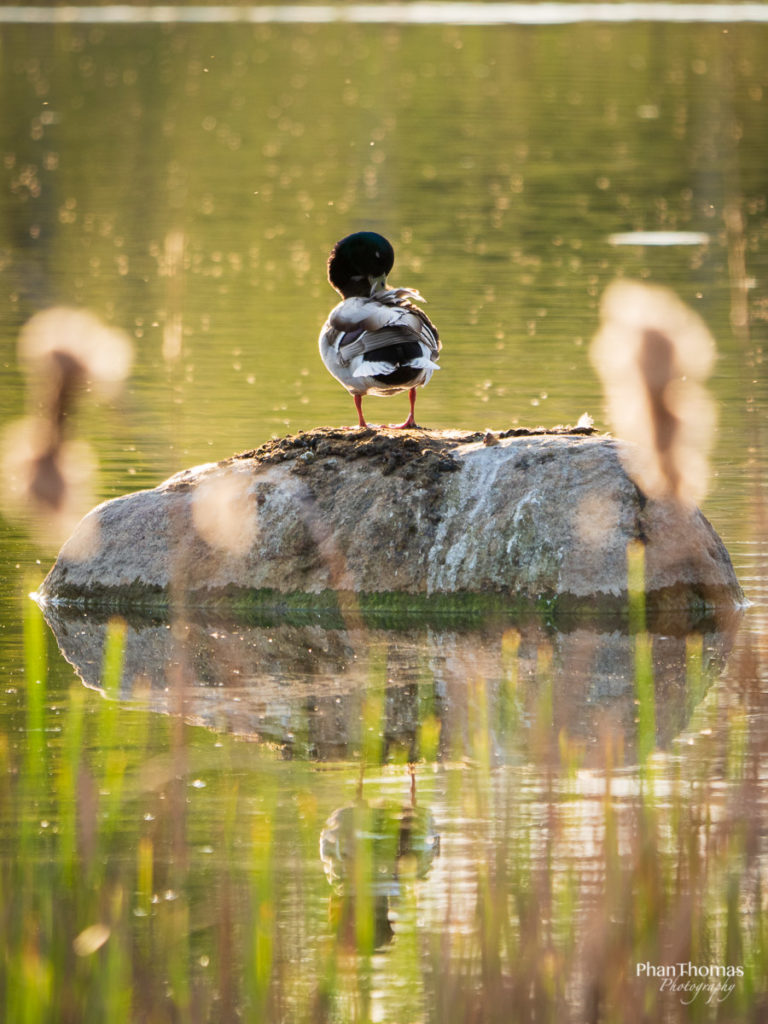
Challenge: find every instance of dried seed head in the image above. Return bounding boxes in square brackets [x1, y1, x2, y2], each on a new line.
[590, 280, 717, 505]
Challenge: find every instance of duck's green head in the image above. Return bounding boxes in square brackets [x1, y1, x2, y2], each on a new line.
[327, 231, 395, 298]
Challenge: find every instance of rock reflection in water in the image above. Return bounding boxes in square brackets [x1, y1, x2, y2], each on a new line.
[39, 602, 740, 765]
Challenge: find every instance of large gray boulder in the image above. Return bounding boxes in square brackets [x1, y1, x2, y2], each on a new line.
[38, 427, 742, 618]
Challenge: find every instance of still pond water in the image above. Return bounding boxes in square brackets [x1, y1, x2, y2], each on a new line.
[1, 9, 767, 1023]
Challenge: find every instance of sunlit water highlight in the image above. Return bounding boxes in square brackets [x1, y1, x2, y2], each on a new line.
[4, 2, 768, 22]
[608, 231, 712, 246]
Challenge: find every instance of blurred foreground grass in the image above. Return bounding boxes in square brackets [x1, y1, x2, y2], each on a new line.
[1, 594, 767, 1024]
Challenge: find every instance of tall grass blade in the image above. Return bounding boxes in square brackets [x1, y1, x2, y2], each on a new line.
[627, 541, 656, 765]
[22, 593, 47, 779]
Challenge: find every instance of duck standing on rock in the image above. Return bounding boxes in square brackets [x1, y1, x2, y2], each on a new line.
[319, 231, 441, 429]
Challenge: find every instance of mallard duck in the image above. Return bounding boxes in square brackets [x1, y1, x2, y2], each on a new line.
[319, 231, 441, 429]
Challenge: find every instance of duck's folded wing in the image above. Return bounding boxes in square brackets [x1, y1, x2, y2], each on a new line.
[336, 315, 440, 368]
[330, 296, 440, 347]
[391, 304, 441, 358]
[343, 325, 411, 355]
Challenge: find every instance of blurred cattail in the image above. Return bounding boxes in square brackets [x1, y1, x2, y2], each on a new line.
[590, 281, 717, 506]
[1, 306, 132, 544]
[18, 306, 133, 397]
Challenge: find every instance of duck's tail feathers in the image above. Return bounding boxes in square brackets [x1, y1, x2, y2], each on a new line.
[353, 360, 397, 378]
[405, 356, 441, 371]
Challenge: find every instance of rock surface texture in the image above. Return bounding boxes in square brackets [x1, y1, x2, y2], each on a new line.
[39, 427, 743, 614]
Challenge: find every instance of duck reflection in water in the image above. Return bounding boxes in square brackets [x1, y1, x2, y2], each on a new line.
[319, 768, 440, 949]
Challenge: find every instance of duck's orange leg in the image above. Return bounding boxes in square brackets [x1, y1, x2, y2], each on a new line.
[353, 393, 369, 428]
[390, 388, 418, 430]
